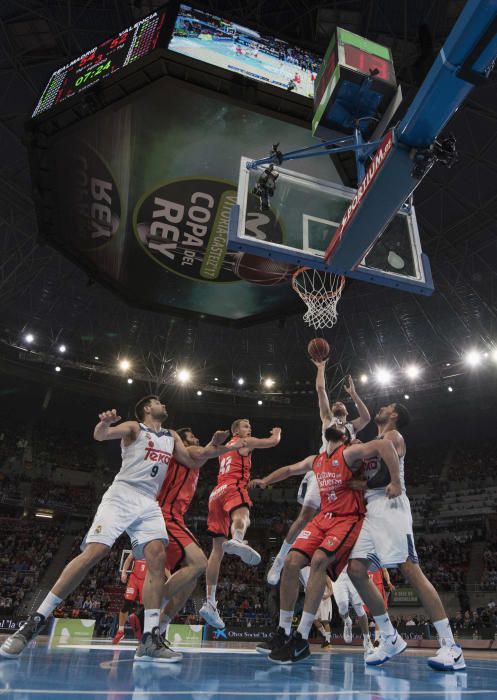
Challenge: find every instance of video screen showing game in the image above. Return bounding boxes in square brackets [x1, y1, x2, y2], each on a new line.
[169, 5, 321, 99]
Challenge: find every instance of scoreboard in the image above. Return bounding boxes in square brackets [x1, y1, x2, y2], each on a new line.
[32, 11, 170, 117]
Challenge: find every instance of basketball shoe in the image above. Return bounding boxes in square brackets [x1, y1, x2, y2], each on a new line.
[222, 539, 261, 566]
[269, 631, 310, 665]
[112, 629, 124, 644]
[427, 640, 466, 671]
[255, 627, 289, 655]
[364, 632, 407, 666]
[134, 627, 182, 663]
[199, 601, 225, 629]
[0, 613, 46, 658]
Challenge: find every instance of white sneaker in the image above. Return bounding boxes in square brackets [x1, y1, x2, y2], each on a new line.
[343, 618, 353, 644]
[363, 637, 375, 656]
[199, 601, 225, 629]
[267, 556, 285, 585]
[427, 641, 466, 671]
[222, 539, 261, 566]
[364, 632, 407, 666]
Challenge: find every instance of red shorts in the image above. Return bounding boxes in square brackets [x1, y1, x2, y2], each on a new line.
[364, 571, 388, 613]
[207, 483, 252, 538]
[124, 571, 146, 604]
[165, 515, 201, 572]
[292, 512, 364, 579]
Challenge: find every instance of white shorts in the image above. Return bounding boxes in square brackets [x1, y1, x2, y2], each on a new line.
[82, 482, 168, 558]
[350, 494, 418, 569]
[297, 472, 320, 510]
[316, 597, 332, 621]
[332, 570, 365, 617]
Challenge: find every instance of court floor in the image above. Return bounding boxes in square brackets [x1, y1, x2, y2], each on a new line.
[0, 640, 496, 699]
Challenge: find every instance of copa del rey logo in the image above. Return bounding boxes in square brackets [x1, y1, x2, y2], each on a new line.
[144, 440, 171, 465]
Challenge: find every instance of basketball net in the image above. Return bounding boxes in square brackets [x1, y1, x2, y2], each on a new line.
[292, 267, 345, 330]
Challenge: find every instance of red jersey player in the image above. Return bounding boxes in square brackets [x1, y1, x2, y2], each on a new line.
[157, 426, 226, 634]
[200, 419, 281, 629]
[249, 423, 401, 663]
[113, 552, 147, 644]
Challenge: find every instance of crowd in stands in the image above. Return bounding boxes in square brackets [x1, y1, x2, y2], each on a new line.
[0, 519, 63, 617]
[481, 540, 497, 590]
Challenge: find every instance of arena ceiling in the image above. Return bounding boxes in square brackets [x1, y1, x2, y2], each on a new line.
[0, 0, 497, 409]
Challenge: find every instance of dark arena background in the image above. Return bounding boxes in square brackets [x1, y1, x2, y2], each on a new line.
[1, 1, 497, 698]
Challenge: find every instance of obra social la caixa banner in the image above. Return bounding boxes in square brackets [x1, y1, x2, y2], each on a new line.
[52, 79, 338, 322]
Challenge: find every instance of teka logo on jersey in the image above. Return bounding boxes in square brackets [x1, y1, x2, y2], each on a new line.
[144, 440, 171, 464]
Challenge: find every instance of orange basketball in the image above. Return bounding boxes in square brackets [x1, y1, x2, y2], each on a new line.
[307, 337, 330, 362]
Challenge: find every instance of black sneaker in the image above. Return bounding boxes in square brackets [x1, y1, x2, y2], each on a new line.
[269, 631, 310, 665]
[0, 613, 46, 658]
[256, 627, 289, 655]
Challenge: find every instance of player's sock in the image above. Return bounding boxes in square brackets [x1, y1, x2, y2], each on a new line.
[159, 615, 171, 636]
[296, 611, 315, 640]
[433, 618, 455, 646]
[279, 609, 293, 636]
[207, 585, 217, 605]
[37, 591, 63, 619]
[143, 608, 160, 634]
[118, 625, 125, 632]
[324, 630, 331, 643]
[277, 540, 292, 559]
[373, 613, 395, 637]
[232, 528, 244, 543]
[363, 632, 370, 641]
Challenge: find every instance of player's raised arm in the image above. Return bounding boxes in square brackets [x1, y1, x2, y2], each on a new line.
[93, 410, 138, 442]
[344, 376, 371, 433]
[185, 431, 247, 468]
[248, 454, 315, 490]
[242, 427, 281, 451]
[343, 439, 402, 498]
[313, 360, 332, 424]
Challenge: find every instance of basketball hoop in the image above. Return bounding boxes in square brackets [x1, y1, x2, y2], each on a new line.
[292, 267, 345, 329]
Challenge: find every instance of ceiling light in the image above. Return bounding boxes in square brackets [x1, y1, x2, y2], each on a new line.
[197, 390, 203, 396]
[257, 400, 263, 405]
[127, 378, 133, 384]
[237, 378, 245, 386]
[25, 333, 34, 344]
[405, 364, 420, 379]
[360, 374, 368, 384]
[492, 348, 497, 363]
[375, 367, 392, 385]
[178, 368, 191, 383]
[465, 350, 481, 367]
[446, 363, 451, 367]
[214, 377, 219, 381]
[55, 366, 61, 372]
[263, 378, 275, 388]
[119, 359, 131, 371]
[448, 386, 453, 392]
[94, 356, 99, 361]
[404, 394, 410, 400]
[58, 344, 67, 353]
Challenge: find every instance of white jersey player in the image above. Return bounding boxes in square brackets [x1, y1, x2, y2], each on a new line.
[267, 363, 370, 585]
[347, 402, 466, 672]
[0, 395, 241, 664]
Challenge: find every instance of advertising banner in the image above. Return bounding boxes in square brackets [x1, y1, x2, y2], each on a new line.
[389, 587, 421, 606]
[48, 618, 96, 648]
[204, 625, 275, 642]
[166, 623, 203, 646]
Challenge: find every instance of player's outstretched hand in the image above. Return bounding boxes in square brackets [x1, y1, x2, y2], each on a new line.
[385, 481, 402, 499]
[343, 375, 356, 396]
[248, 479, 266, 490]
[270, 427, 282, 438]
[311, 359, 327, 369]
[98, 409, 122, 425]
[210, 430, 230, 446]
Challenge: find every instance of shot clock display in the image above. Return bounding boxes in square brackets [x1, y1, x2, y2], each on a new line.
[32, 10, 170, 117]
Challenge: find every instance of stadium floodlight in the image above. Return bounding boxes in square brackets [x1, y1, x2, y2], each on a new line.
[465, 349, 481, 367]
[404, 394, 410, 400]
[360, 374, 368, 384]
[197, 390, 203, 396]
[58, 344, 67, 353]
[491, 348, 497, 363]
[177, 368, 191, 384]
[25, 333, 34, 344]
[257, 400, 263, 405]
[214, 377, 219, 381]
[55, 366, 61, 372]
[119, 359, 131, 371]
[263, 378, 275, 388]
[94, 356, 99, 360]
[448, 386, 453, 392]
[237, 377, 245, 386]
[375, 367, 392, 385]
[405, 364, 421, 379]
[127, 378, 133, 384]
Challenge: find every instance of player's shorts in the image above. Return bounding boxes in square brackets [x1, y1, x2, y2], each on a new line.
[297, 472, 321, 510]
[207, 483, 252, 538]
[124, 571, 146, 604]
[316, 597, 332, 621]
[82, 482, 168, 558]
[165, 515, 201, 572]
[291, 512, 364, 579]
[332, 570, 365, 617]
[350, 493, 418, 569]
